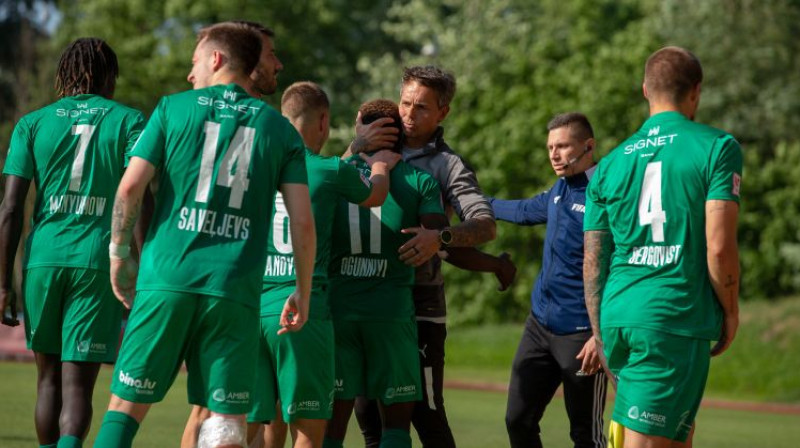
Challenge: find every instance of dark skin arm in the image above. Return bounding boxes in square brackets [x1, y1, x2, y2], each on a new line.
[418, 214, 517, 291]
[0, 175, 31, 326]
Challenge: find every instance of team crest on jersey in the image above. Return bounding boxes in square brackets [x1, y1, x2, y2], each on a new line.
[732, 173, 741, 196]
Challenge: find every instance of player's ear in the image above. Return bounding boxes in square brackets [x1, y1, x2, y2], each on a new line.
[585, 138, 595, 153]
[642, 82, 649, 100]
[210, 50, 226, 72]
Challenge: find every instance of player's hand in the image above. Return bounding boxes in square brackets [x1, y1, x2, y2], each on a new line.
[278, 291, 308, 335]
[110, 257, 138, 309]
[399, 227, 440, 267]
[351, 112, 399, 154]
[495, 252, 517, 291]
[360, 149, 402, 171]
[0, 288, 20, 327]
[576, 336, 601, 375]
[711, 313, 739, 357]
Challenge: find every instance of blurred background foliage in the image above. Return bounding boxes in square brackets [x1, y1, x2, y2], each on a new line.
[2, 0, 799, 325]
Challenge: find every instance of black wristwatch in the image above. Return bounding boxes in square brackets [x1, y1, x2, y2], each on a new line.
[439, 228, 454, 248]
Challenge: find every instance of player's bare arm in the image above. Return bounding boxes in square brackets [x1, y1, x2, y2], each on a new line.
[279, 182, 316, 334]
[0, 176, 30, 326]
[358, 149, 402, 207]
[110, 156, 156, 308]
[583, 229, 614, 343]
[706, 199, 740, 357]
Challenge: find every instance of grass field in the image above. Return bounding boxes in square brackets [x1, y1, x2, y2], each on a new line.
[446, 296, 800, 403]
[1, 362, 799, 447]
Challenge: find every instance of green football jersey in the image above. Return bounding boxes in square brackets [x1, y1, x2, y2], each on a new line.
[584, 111, 742, 340]
[328, 157, 444, 322]
[3, 94, 144, 271]
[132, 84, 307, 307]
[261, 150, 373, 318]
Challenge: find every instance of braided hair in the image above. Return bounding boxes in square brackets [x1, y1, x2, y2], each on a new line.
[55, 38, 119, 98]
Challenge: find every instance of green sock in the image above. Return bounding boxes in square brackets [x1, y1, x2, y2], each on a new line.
[380, 428, 411, 448]
[40, 444, 58, 448]
[322, 437, 344, 448]
[56, 435, 82, 448]
[94, 410, 140, 448]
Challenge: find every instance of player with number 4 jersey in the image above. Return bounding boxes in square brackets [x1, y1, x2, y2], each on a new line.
[584, 47, 741, 446]
[95, 24, 315, 448]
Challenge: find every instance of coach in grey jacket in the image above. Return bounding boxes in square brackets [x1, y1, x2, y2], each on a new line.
[351, 66, 512, 448]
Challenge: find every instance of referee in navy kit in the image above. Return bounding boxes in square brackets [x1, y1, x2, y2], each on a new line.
[489, 112, 608, 448]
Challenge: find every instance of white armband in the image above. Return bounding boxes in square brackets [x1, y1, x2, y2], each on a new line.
[109, 242, 131, 260]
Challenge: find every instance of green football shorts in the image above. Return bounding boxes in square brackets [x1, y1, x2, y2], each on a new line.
[248, 316, 335, 424]
[111, 290, 259, 415]
[23, 267, 122, 363]
[602, 326, 710, 442]
[332, 319, 421, 405]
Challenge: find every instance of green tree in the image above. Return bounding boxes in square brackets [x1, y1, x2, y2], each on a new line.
[358, 0, 660, 324]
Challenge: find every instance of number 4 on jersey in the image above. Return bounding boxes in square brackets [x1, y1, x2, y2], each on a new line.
[638, 162, 666, 242]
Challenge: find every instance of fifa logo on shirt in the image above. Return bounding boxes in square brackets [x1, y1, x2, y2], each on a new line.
[648, 126, 660, 137]
[224, 90, 238, 102]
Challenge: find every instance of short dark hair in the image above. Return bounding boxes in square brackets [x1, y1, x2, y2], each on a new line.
[55, 37, 119, 98]
[358, 99, 403, 153]
[196, 22, 262, 75]
[547, 112, 594, 141]
[281, 81, 329, 121]
[402, 65, 456, 107]
[644, 46, 703, 104]
[227, 20, 275, 38]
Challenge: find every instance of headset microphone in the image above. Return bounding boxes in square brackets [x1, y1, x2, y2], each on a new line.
[562, 145, 592, 169]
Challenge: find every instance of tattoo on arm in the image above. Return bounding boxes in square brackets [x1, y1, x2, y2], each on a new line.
[450, 217, 496, 247]
[111, 195, 142, 245]
[583, 230, 614, 341]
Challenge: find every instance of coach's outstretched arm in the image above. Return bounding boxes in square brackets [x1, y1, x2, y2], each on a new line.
[0, 176, 30, 326]
[110, 156, 156, 309]
[706, 200, 740, 357]
[583, 230, 614, 343]
[279, 183, 316, 334]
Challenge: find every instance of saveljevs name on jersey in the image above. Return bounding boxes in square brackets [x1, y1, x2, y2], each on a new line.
[132, 84, 306, 307]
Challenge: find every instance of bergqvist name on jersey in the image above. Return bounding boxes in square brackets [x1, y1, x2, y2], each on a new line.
[627, 244, 682, 268]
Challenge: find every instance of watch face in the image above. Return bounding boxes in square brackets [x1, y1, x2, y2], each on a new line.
[441, 229, 453, 245]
